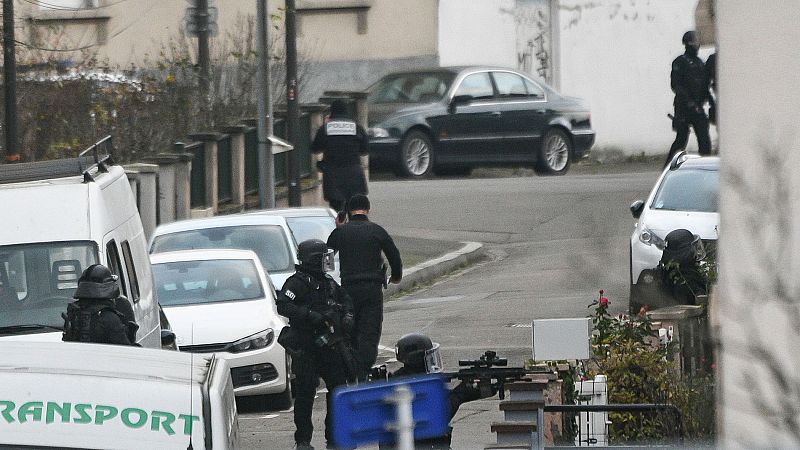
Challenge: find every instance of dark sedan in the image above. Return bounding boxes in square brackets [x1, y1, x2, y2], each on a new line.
[366, 66, 595, 177]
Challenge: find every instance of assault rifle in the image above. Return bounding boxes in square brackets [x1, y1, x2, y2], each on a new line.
[441, 350, 531, 400]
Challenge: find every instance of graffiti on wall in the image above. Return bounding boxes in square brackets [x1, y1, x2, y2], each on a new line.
[512, 0, 551, 83]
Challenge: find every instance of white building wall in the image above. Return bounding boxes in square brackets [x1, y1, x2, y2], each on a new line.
[557, 0, 710, 153]
[716, 2, 800, 448]
[438, 0, 518, 68]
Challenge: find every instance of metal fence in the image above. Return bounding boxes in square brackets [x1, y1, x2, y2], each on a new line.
[181, 141, 207, 209]
[244, 127, 258, 195]
[217, 134, 232, 204]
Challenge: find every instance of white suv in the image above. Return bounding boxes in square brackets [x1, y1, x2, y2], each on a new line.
[628, 153, 719, 313]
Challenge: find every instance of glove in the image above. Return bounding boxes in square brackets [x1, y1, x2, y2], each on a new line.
[342, 313, 355, 334]
[307, 310, 326, 327]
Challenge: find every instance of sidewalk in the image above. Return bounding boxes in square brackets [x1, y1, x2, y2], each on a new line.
[387, 235, 486, 299]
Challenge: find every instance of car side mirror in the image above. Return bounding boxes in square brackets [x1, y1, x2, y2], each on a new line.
[630, 200, 645, 219]
[448, 94, 473, 113]
[161, 329, 177, 349]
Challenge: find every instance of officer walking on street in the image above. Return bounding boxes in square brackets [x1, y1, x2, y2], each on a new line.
[666, 30, 712, 165]
[62, 264, 137, 346]
[276, 239, 356, 450]
[312, 99, 369, 213]
[327, 194, 402, 379]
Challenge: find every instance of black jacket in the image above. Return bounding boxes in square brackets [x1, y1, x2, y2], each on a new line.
[68, 298, 132, 346]
[327, 214, 402, 284]
[276, 269, 354, 344]
[671, 51, 710, 109]
[312, 115, 369, 168]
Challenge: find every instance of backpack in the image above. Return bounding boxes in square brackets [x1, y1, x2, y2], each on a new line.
[62, 301, 138, 344]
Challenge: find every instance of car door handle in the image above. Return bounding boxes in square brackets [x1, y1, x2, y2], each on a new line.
[490, 111, 502, 116]
[535, 109, 546, 115]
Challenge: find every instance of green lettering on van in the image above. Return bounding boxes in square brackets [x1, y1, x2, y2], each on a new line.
[178, 414, 200, 436]
[46, 402, 71, 424]
[151, 411, 176, 436]
[0, 401, 15, 423]
[73, 403, 92, 424]
[94, 405, 118, 425]
[121, 408, 147, 428]
[18, 402, 43, 423]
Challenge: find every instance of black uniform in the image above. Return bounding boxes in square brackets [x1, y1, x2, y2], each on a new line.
[63, 298, 133, 345]
[276, 268, 354, 446]
[667, 49, 712, 164]
[706, 52, 717, 124]
[327, 214, 402, 378]
[312, 112, 369, 212]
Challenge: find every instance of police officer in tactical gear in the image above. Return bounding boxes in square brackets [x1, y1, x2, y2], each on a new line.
[666, 30, 712, 165]
[312, 99, 369, 213]
[327, 194, 402, 380]
[276, 239, 356, 450]
[659, 228, 708, 305]
[62, 264, 134, 346]
[379, 333, 493, 449]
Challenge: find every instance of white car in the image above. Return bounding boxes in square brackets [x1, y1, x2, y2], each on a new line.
[628, 153, 719, 313]
[149, 213, 299, 291]
[149, 249, 290, 408]
[251, 207, 340, 281]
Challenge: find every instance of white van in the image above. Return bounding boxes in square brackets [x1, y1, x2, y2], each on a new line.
[0, 137, 161, 347]
[0, 341, 239, 449]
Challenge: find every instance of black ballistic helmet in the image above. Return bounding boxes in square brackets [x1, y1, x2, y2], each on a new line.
[297, 239, 330, 273]
[682, 30, 697, 46]
[395, 333, 433, 370]
[73, 264, 120, 300]
[347, 194, 370, 212]
[330, 99, 349, 117]
[661, 229, 704, 266]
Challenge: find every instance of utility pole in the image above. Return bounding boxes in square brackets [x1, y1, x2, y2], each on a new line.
[285, 0, 301, 206]
[256, 0, 275, 208]
[195, 0, 211, 115]
[2, 0, 19, 163]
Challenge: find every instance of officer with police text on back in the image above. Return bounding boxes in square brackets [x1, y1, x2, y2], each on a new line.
[312, 99, 369, 213]
[666, 30, 712, 165]
[327, 194, 402, 380]
[276, 239, 356, 450]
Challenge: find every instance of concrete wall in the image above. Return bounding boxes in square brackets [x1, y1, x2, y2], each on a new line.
[438, 0, 553, 84]
[557, 0, 714, 153]
[716, 2, 800, 448]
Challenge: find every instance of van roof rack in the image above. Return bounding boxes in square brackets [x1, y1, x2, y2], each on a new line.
[0, 135, 115, 185]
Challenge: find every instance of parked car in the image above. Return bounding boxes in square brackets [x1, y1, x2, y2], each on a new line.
[150, 249, 290, 408]
[250, 207, 340, 281]
[149, 214, 298, 291]
[628, 153, 719, 313]
[365, 66, 595, 178]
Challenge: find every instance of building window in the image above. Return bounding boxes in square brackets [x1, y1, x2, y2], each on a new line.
[36, 0, 99, 10]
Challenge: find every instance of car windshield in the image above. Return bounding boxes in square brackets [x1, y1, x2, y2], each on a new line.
[152, 259, 264, 306]
[286, 216, 336, 244]
[0, 241, 98, 331]
[151, 225, 294, 273]
[651, 167, 719, 212]
[368, 72, 456, 104]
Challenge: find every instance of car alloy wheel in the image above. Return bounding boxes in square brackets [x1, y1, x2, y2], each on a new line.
[399, 130, 433, 178]
[535, 128, 572, 175]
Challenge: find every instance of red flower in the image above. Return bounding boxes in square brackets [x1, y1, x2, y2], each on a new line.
[599, 297, 609, 307]
[599, 289, 604, 295]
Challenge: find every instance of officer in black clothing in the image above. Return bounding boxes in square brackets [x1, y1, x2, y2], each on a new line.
[327, 194, 402, 380]
[62, 264, 134, 346]
[706, 52, 717, 124]
[312, 99, 369, 213]
[666, 30, 712, 165]
[379, 333, 495, 450]
[276, 239, 356, 450]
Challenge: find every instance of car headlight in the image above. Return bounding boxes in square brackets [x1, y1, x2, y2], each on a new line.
[368, 127, 390, 138]
[229, 329, 274, 353]
[639, 228, 666, 250]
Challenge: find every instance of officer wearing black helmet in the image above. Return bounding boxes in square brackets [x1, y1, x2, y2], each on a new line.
[327, 194, 402, 380]
[62, 264, 136, 346]
[276, 239, 356, 450]
[379, 333, 494, 449]
[312, 99, 369, 213]
[666, 30, 712, 165]
[659, 229, 707, 304]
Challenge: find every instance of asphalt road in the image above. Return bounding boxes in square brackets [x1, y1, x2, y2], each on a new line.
[240, 169, 660, 449]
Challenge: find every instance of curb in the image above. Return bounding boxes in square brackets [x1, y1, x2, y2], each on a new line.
[384, 241, 485, 298]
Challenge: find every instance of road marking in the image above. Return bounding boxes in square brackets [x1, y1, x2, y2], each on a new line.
[240, 414, 280, 420]
[505, 323, 533, 328]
